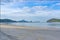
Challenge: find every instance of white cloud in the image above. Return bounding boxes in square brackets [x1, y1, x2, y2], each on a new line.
[0, 0, 60, 21]
[1, 5, 49, 16]
[1, 5, 60, 17]
[55, 3, 60, 6]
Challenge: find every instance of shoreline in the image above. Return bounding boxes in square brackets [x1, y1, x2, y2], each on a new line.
[0, 24, 60, 30]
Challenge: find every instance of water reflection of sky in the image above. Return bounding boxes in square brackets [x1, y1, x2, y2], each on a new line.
[48, 22, 60, 26]
[3, 22, 60, 28]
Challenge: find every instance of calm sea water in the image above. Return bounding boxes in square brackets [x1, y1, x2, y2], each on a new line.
[3, 22, 60, 28]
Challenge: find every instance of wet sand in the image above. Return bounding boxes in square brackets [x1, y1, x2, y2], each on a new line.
[0, 24, 60, 40]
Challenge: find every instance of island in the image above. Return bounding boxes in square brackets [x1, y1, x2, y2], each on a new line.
[47, 18, 60, 22]
[0, 19, 16, 23]
[0, 19, 40, 23]
[0, 19, 32, 23]
[18, 20, 32, 23]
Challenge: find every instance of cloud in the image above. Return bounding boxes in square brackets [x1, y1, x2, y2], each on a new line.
[1, 5, 49, 16]
[1, 5, 60, 17]
[55, 3, 60, 6]
[0, 0, 60, 21]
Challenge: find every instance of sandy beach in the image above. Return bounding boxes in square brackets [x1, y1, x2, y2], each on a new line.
[0, 24, 60, 40]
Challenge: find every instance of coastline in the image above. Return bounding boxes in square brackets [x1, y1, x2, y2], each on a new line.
[0, 24, 60, 30]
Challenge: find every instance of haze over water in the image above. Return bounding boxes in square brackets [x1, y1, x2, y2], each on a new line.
[4, 22, 60, 28]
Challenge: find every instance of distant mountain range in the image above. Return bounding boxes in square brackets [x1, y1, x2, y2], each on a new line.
[47, 18, 60, 22]
[0, 19, 32, 23]
[18, 20, 32, 23]
[0, 19, 16, 22]
[0, 18, 60, 23]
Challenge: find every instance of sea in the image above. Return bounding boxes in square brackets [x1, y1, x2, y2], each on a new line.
[1, 22, 60, 28]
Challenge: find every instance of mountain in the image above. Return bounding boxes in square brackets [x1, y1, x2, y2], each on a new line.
[0, 19, 40, 23]
[18, 20, 32, 23]
[47, 18, 60, 22]
[0, 19, 16, 22]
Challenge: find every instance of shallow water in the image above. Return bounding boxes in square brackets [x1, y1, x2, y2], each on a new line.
[1, 22, 60, 28]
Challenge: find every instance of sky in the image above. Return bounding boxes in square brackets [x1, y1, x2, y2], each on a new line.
[0, 0, 60, 22]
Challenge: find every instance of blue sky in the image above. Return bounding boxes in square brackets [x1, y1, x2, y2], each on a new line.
[0, 0, 60, 22]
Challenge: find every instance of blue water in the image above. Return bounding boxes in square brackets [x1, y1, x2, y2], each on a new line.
[4, 22, 60, 28]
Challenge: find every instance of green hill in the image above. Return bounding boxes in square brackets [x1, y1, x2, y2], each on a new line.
[0, 19, 16, 22]
[47, 18, 60, 22]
